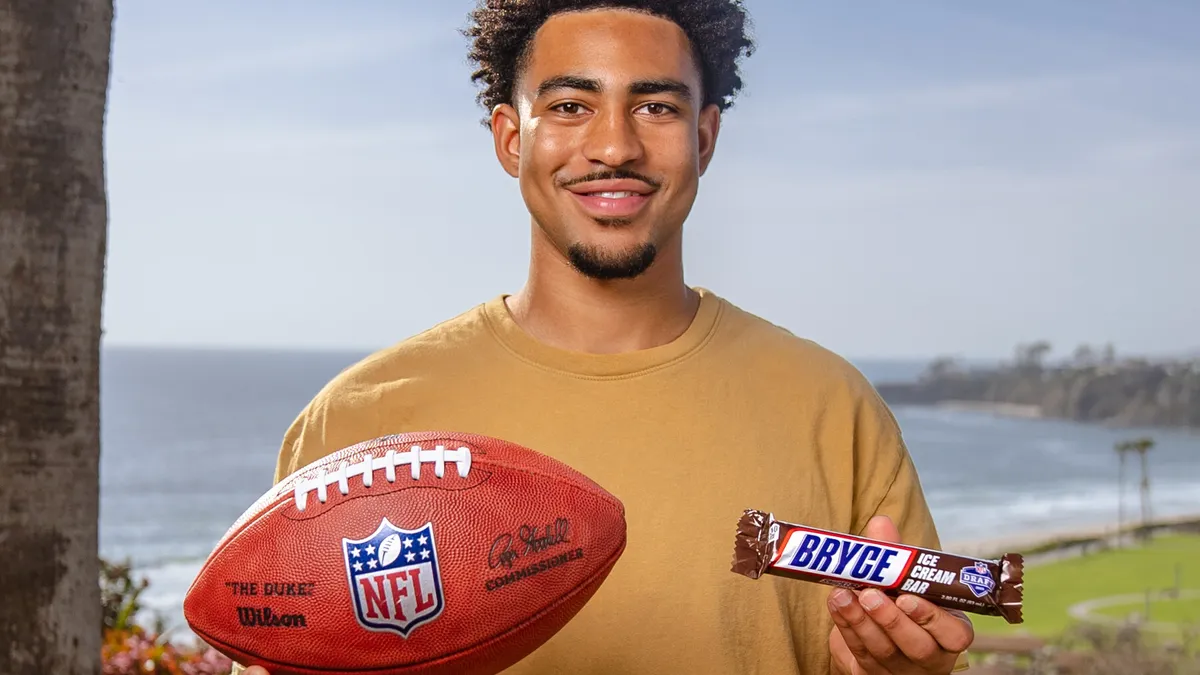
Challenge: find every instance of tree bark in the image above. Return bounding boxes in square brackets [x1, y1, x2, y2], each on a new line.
[0, 1, 113, 673]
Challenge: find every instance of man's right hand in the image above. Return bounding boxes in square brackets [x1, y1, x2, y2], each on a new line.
[242, 668, 269, 675]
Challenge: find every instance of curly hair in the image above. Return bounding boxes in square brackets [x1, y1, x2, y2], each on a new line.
[463, 0, 755, 125]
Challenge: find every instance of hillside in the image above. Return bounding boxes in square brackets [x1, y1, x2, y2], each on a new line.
[875, 342, 1200, 430]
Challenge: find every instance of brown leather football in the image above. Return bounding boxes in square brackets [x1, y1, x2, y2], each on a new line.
[183, 431, 626, 675]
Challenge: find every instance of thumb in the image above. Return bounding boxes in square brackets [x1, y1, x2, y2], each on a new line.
[862, 514, 901, 543]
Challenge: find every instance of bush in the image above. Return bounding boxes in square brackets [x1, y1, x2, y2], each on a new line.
[1051, 622, 1200, 674]
[102, 626, 232, 675]
[966, 623, 1200, 674]
[101, 558, 232, 675]
[101, 559, 157, 634]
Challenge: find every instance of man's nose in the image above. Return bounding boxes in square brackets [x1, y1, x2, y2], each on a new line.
[581, 107, 645, 167]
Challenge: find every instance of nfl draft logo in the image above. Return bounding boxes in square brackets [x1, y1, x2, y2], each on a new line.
[343, 518, 444, 637]
[958, 561, 995, 599]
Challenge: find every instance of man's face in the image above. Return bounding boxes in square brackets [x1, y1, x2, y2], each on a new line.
[491, 9, 720, 280]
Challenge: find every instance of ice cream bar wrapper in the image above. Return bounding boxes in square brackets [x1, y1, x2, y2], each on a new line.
[731, 509, 1024, 624]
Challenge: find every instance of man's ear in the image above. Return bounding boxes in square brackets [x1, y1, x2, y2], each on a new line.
[491, 103, 522, 178]
[697, 103, 721, 177]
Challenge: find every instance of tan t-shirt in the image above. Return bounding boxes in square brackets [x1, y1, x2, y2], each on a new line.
[257, 288, 966, 674]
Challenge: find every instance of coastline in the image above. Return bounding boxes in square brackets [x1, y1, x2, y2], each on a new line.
[942, 512, 1200, 563]
[932, 400, 1044, 419]
[875, 355, 1200, 432]
[895, 399, 1200, 436]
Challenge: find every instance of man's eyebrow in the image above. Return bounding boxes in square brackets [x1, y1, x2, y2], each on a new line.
[629, 78, 693, 102]
[536, 75, 601, 97]
[535, 75, 694, 102]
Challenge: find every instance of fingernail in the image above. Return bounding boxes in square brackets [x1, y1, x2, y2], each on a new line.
[861, 589, 883, 610]
[898, 595, 919, 614]
[833, 590, 853, 608]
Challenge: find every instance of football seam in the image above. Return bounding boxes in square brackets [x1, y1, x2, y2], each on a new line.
[194, 457, 620, 583]
[285, 443, 623, 518]
[469, 458, 625, 516]
[191, 536, 626, 674]
[283, 478, 496, 522]
[292, 455, 623, 519]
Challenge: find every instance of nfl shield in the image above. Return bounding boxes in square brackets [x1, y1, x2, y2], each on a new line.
[958, 561, 996, 599]
[343, 518, 445, 637]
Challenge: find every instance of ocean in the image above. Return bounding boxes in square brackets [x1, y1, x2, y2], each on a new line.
[97, 346, 1200, 639]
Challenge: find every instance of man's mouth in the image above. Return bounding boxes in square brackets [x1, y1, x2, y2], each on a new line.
[581, 191, 641, 199]
[568, 191, 652, 219]
[563, 178, 657, 219]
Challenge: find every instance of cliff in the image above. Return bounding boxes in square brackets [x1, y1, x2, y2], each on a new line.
[875, 343, 1200, 430]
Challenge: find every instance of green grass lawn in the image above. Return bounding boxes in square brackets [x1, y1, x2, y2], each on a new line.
[970, 533, 1200, 638]
[1092, 596, 1200, 624]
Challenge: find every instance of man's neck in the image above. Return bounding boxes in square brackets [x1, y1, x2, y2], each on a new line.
[505, 246, 700, 355]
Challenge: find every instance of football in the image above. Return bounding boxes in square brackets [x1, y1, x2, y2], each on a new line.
[183, 431, 626, 675]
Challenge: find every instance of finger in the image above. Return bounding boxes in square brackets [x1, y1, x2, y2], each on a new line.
[242, 668, 271, 675]
[827, 588, 898, 673]
[897, 595, 976, 654]
[827, 627, 857, 675]
[828, 590, 884, 673]
[859, 590, 944, 667]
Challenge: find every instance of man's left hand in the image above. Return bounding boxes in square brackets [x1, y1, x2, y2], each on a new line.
[827, 515, 974, 674]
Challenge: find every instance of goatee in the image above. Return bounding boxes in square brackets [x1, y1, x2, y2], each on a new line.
[567, 241, 657, 280]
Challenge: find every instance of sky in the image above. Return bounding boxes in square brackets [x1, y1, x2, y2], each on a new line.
[100, 0, 1200, 361]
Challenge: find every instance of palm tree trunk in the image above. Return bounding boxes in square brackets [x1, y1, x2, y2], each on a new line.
[1117, 448, 1126, 543]
[0, 1, 114, 673]
[1138, 448, 1151, 538]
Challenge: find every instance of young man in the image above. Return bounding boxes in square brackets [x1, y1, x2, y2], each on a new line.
[240, 1, 973, 673]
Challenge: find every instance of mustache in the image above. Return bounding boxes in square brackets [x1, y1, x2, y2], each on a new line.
[557, 169, 661, 190]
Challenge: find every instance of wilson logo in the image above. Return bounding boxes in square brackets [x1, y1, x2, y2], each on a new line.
[236, 606, 307, 628]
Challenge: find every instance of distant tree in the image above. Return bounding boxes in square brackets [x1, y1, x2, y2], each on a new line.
[1073, 344, 1097, 368]
[922, 356, 960, 381]
[0, 1, 114, 673]
[1014, 341, 1053, 371]
[1115, 437, 1155, 543]
[1102, 343, 1117, 365]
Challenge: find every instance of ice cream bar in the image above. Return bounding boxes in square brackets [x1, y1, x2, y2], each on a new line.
[731, 509, 1024, 624]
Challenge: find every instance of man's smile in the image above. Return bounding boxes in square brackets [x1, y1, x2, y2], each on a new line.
[564, 177, 656, 218]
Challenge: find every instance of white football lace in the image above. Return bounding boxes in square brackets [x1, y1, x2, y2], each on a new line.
[292, 445, 472, 512]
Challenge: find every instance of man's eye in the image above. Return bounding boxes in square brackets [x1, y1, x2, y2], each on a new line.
[641, 103, 673, 115]
[554, 102, 584, 114]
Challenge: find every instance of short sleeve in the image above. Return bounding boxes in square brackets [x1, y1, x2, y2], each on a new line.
[850, 391, 971, 671]
[273, 404, 312, 484]
[272, 387, 379, 484]
[842, 384, 941, 552]
[858, 431, 942, 552]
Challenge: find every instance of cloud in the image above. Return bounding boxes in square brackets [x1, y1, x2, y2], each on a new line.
[109, 119, 461, 160]
[749, 62, 1196, 126]
[1087, 134, 1200, 170]
[693, 161, 1200, 236]
[126, 23, 453, 86]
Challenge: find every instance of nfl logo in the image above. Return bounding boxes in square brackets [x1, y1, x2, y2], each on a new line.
[958, 562, 996, 599]
[342, 518, 445, 637]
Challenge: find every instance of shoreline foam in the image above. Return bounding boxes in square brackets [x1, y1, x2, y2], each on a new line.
[943, 512, 1200, 563]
